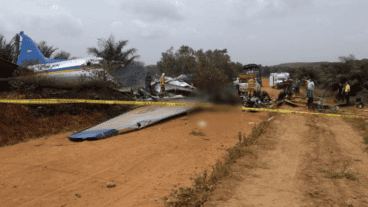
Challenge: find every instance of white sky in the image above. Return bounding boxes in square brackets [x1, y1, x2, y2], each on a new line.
[1, 0, 367, 67]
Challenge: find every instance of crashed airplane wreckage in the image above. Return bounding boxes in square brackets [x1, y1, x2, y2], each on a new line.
[133, 74, 197, 101]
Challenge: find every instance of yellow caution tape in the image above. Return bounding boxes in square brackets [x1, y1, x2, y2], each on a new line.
[0, 99, 188, 106]
[242, 107, 368, 119]
[0, 98, 366, 119]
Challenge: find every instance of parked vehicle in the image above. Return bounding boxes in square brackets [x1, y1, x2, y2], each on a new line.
[269, 72, 290, 89]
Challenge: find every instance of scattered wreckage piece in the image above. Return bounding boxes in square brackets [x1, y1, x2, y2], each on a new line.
[68, 99, 197, 140]
[270, 91, 341, 113]
[136, 74, 197, 101]
[241, 91, 272, 109]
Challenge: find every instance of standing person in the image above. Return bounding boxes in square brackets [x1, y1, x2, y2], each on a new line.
[285, 77, 292, 96]
[306, 79, 314, 109]
[308, 78, 315, 98]
[337, 82, 343, 102]
[160, 73, 166, 97]
[344, 81, 351, 106]
[255, 80, 261, 95]
[247, 78, 255, 97]
[305, 78, 310, 99]
[295, 79, 300, 95]
[145, 72, 152, 94]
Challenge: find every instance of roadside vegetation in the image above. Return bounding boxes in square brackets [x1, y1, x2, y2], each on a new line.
[343, 115, 368, 153]
[319, 161, 360, 181]
[162, 112, 278, 206]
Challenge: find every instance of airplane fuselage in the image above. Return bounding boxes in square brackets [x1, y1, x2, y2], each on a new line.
[14, 32, 117, 90]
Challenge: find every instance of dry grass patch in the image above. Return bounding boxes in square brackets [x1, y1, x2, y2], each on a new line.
[162, 111, 277, 207]
[342, 116, 368, 152]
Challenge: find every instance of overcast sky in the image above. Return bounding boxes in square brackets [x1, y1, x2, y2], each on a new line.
[1, 0, 367, 67]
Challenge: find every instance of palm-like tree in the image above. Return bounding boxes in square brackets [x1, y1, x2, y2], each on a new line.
[87, 34, 139, 72]
[37, 41, 59, 58]
[86, 34, 139, 90]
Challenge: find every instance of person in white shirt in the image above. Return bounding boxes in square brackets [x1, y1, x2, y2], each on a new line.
[308, 79, 315, 98]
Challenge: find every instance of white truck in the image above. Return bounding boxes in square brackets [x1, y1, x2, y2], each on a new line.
[269, 72, 291, 89]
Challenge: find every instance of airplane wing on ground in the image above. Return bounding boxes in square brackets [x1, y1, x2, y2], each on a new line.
[68, 99, 198, 140]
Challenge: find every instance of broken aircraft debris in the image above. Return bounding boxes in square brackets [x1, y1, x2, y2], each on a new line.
[134, 74, 197, 101]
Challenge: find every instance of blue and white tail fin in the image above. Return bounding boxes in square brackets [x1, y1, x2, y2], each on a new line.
[17, 31, 70, 66]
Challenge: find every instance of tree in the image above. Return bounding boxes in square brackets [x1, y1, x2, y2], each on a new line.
[338, 54, 357, 63]
[37, 41, 59, 58]
[86, 34, 139, 89]
[0, 34, 13, 62]
[157, 46, 178, 76]
[52, 50, 71, 60]
[87, 34, 138, 71]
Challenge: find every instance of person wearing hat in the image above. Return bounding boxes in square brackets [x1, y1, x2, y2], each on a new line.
[344, 81, 351, 106]
[160, 73, 166, 97]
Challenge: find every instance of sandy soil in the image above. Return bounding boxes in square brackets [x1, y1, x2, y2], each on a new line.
[1, 78, 368, 207]
[0, 98, 268, 206]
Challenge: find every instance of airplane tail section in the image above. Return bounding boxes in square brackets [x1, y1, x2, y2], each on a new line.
[17, 31, 69, 66]
[17, 32, 47, 66]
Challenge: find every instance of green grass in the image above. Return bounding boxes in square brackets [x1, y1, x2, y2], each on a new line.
[163, 112, 277, 206]
[319, 162, 360, 181]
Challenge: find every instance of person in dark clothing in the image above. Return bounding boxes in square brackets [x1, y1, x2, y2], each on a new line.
[145, 72, 152, 94]
[337, 82, 344, 102]
[295, 79, 300, 95]
[337, 83, 342, 101]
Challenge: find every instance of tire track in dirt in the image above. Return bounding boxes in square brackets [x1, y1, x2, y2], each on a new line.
[210, 111, 368, 207]
[299, 115, 368, 207]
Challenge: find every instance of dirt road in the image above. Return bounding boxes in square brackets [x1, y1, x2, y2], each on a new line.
[1, 78, 368, 207]
[205, 84, 368, 207]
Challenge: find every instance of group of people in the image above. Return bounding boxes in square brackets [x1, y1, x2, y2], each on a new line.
[145, 72, 166, 98]
[296, 77, 351, 106]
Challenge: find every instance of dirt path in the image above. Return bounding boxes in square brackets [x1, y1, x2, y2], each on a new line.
[207, 104, 368, 206]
